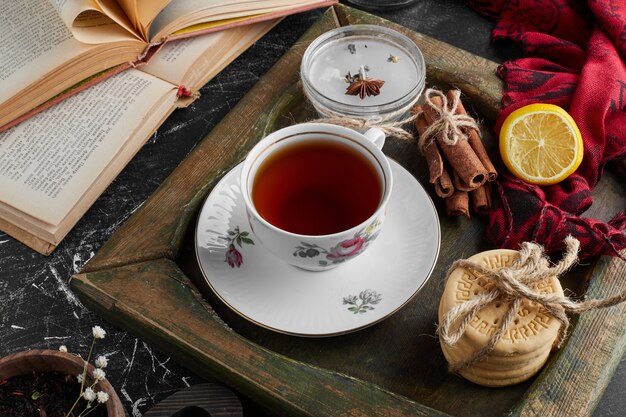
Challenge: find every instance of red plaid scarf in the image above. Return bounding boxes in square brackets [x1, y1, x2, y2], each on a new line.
[467, 0, 626, 259]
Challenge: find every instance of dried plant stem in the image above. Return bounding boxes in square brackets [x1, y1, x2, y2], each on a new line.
[65, 336, 96, 417]
[78, 402, 101, 417]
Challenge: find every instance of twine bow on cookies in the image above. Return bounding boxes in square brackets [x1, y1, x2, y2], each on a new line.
[438, 236, 626, 372]
[414, 88, 480, 151]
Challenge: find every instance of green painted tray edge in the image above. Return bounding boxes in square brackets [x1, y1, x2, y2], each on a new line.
[71, 5, 626, 417]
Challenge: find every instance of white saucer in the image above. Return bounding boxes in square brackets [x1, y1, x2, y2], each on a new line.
[195, 160, 440, 337]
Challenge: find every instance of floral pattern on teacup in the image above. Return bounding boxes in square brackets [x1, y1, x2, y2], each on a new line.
[327, 236, 366, 261]
[293, 219, 382, 267]
[343, 290, 382, 314]
[220, 226, 254, 268]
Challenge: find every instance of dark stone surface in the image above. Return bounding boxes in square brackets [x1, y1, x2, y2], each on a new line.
[0, 1, 622, 415]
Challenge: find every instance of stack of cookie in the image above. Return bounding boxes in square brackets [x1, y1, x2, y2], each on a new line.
[438, 249, 564, 387]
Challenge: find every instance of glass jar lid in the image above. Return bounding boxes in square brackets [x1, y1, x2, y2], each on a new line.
[301, 24, 425, 120]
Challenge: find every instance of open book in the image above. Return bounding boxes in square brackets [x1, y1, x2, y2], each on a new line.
[0, 1, 332, 255]
[0, 0, 335, 132]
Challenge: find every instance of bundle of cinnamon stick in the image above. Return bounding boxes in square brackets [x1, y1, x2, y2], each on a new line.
[412, 89, 496, 218]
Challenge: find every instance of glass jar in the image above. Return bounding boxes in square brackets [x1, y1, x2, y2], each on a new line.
[343, 0, 419, 11]
[301, 25, 425, 122]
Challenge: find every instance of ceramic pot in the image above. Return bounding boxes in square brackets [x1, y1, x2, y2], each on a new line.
[0, 349, 125, 416]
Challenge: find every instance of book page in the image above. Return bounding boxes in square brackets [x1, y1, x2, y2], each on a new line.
[0, 69, 176, 226]
[0, 1, 95, 103]
[48, 0, 94, 29]
[116, 0, 171, 38]
[48, 0, 141, 43]
[149, 0, 318, 41]
[140, 28, 228, 86]
[140, 20, 277, 88]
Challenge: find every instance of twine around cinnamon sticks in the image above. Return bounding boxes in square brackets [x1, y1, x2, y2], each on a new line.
[413, 89, 497, 218]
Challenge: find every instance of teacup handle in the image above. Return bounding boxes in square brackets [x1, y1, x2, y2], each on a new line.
[363, 128, 386, 149]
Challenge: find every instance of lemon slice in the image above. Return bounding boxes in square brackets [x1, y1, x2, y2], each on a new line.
[500, 103, 583, 185]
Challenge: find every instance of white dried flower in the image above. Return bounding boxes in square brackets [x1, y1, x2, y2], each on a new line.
[59, 345, 68, 353]
[83, 387, 96, 401]
[77, 374, 84, 384]
[93, 368, 106, 381]
[92, 326, 106, 339]
[96, 391, 109, 404]
[95, 355, 108, 368]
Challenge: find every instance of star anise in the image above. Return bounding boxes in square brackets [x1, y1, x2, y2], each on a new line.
[345, 66, 385, 100]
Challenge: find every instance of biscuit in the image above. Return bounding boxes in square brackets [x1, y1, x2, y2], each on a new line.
[438, 249, 564, 386]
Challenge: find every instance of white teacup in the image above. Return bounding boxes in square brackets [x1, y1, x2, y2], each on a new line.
[240, 123, 392, 271]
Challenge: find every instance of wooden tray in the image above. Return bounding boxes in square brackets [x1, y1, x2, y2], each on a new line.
[72, 5, 626, 417]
